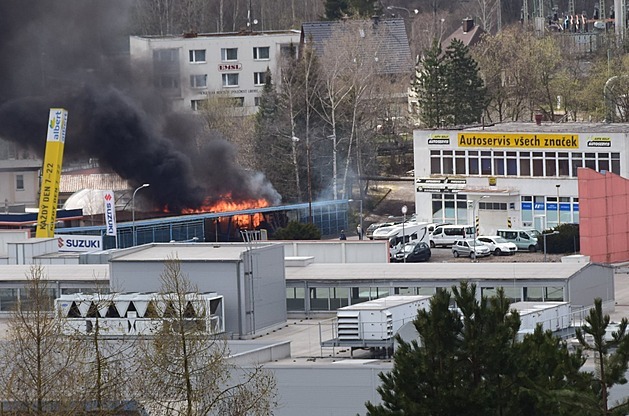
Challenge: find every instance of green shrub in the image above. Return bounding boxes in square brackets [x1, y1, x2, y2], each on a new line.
[539, 223, 580, 254]
[272, 221, 321, 240]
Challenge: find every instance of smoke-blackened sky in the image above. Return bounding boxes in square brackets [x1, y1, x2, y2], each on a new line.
[0, 0, 279, 212]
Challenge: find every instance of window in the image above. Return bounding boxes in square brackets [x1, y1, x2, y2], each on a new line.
[191, 99, 206, 111]
[190, 74, 207, 88]
[154, 75, 179, 89]
[545, 152, 556, 176]
[280, 43, 297, 58]
[254, 96, 261, 106]
[15, 174, 24, 191]
[532, 152, 543, 176]
[253, 72, 266, 85]
[232, 97, 244, 107]
[430, 150, 441, 174]
[188, 49, 206, 63]
[442, 150, 453, 174]
[221, 48, 238, 61]
[253, 46, 270, 60]
[455, 151, 466, 174]
[222, 73, 239, 87]
[154, 49, 178, 62]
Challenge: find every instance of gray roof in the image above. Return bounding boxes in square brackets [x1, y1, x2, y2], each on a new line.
[301, 18, 413, 75]
[110, 242, 276, 262]
[0, 159, 41, 172]
[285, 262, 589, 282]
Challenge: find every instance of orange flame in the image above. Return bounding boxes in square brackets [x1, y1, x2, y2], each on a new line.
[181, 195, 269, 228]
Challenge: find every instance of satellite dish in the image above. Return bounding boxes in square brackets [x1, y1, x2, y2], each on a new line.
[253, 19, 259, 25]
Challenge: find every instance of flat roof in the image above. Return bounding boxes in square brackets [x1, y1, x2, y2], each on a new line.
[0, 264, 109, 281]
[339, 295, 430, 311]
[429, 121, 629, 134]
[110, 242, 275, 262]
[285, 262, 589, 282]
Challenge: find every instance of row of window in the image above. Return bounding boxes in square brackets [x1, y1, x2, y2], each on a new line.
[189, 46, 270, 64]
[430, 149, 621, 177]
[191, 97, 249, 111]
[286, 285, 564, 311]
[430, 193, 580, 226]
[0, 287, 108, 312]
[158, 72, 267, 91]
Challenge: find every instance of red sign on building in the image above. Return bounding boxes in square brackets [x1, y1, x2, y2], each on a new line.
[218, 63, 242, 71]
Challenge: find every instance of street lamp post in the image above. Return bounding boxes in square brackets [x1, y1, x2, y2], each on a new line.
[401, 205, 408, 263]
[132, 183, 150, 247]
[556, 184, 561, 225]
[543, 230, 559, 262]
[348, 199, 363, 240]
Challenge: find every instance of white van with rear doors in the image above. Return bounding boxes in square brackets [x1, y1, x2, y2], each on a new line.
[430, 224, 475, 248]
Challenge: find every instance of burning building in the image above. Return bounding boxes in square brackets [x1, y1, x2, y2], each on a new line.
[0, 0, 280, 217]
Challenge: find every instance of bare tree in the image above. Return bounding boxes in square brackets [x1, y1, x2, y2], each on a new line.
[137, 257, 277, 416]
[0, 265, 84, 415]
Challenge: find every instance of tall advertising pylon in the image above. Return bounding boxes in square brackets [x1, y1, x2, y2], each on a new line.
[36, 108, 68, 238]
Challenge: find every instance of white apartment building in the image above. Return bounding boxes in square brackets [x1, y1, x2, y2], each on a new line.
[129, 30, 301, 114]
[413, 122, 626, 234]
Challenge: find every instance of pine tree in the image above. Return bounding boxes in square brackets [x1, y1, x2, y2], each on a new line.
[443, 39, 487, 126]
[324, 0, 350, 20]
[365, 282, 596, 416]
[414, 40, 447, 128]
[413, 39, 487, 128]
[576, 298, 629, 415]
[253, 69, 298, 202]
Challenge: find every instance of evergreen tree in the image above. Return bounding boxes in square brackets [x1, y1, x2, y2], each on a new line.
[365, 282, 596, 416]
[414, 40, 447, 128]
[413, 39, 487, 128]
[443, 39, 487, 126]
[324, 0, 350, 20]
[576, 298, 629, 415]
[253, 69, 298, 202]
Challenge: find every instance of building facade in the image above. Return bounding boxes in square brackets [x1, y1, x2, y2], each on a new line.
[129, 30, 300, 115]
[413, 123, 626, 233]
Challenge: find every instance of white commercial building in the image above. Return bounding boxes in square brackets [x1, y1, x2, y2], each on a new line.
[413, 123, 625, 233]
[129, 30, 300, 114]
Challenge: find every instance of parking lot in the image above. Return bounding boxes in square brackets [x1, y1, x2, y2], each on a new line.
[428, 245, 565, 263]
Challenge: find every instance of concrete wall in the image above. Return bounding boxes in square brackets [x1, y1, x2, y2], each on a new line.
[567, 263, 615, 309]
[263, 363, 386, 416]
[578, 168, 629, 263]
[282, 241, 389, 263]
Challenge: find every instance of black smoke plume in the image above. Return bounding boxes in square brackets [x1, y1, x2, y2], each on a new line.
[0, 0, 280, 212]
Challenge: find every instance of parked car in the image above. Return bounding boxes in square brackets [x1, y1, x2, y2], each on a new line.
[496, 229, 539, 252]
[452, 239, 491, 259]
[392, 241, 431, 263]
[477, 236, 518, 256]
[430, 224, 475, 247]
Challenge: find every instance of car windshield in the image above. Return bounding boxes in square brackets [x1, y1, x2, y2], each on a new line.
[403, 243, 416, 253]
[493, 237, 508, 243]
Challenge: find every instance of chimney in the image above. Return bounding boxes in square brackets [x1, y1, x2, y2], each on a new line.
[462, 18, 474, 33]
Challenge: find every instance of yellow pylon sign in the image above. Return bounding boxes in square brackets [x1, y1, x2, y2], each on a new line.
[36, 108, 68, 238]
[507, 217, 512, 228]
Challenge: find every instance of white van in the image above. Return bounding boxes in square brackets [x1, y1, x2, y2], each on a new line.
[430, 224, 475, 248]
[496, 229, 539, 252]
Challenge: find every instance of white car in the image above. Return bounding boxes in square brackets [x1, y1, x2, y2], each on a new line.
[477, 236, 518, 256]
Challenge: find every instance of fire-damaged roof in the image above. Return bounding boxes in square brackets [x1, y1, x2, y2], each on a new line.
[300, 18, 413, 75]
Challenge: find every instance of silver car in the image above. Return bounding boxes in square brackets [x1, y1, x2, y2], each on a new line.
[452, 239, 491, 259]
